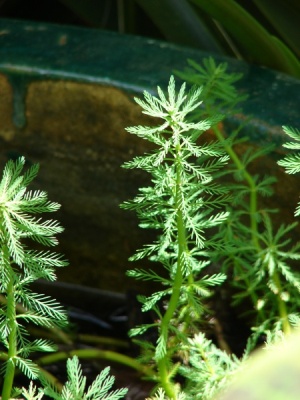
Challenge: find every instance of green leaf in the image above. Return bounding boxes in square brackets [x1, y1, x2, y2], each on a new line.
[22, 382, 44, 400]
[15, 357, 39, 380]
[44, 356, 128, 400]
[134, 0, 223, 51]
[155, 331, 167, 360]
[20, 339, 56, 357]
[189, 0, 300, 77]
[19, 291, 68, 327]
[253, 0, 300, 58]
[282, 126, 300, 143]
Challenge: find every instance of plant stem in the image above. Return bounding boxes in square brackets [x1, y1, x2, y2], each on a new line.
[271, 270, 291, 335]
[212, 124, 270, 324]
[77, 334, 129, 348]
[27, 326, 129, 349]
[1, 276, 17, 400]
[157, 142, 187, 399]
[37, 348, 153, 378]
[213, 125, 260, 251]
[157, 223, 183, 397]
[213, 125, 292, 333]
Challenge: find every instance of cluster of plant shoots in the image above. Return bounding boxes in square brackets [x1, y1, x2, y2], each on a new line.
[0, 157, 128, 400]
[176, 59, 300, 337]
[0, 58, 300, 400]
[121, 59, 300, 399]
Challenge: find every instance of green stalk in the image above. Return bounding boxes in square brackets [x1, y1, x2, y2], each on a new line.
[211, 124, 270, 324]
[1, 276, 17, 400]
[213, 125, 292, 333]
[213, 125, 260, 251]
[37, 349, 153, 378]
[271, 270, 291, 335]
[157, 142, 187, 399]
[27, 327, 129, 348]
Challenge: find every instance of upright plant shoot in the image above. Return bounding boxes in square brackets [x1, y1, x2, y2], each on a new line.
[0, 157, 128, 400]
[0, 157, 68, 400]
[121, 77, 230, 397]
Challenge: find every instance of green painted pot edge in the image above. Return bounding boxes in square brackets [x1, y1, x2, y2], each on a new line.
[0, 18, 299, 146]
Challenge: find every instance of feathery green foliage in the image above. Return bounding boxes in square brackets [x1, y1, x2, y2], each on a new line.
[22, 382, 44, 400]
[0, 157, 68, 400]
[121, 75, 232, 397]
[147, 387, 186, 400]
[176, 58, 300, 340]
[278, 126, 300, 215]
[121, 59, 300, 399]
[22, 357, 128, 400]
[179, 333, 241, 400]
[41, 356, 128, 400]
[0, 157, 128, 400]
[1, 59, 299, 400]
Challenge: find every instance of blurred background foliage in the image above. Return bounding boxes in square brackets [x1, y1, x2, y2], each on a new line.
[0, 0, 299, 78]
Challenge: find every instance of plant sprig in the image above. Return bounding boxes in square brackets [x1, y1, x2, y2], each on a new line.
[0, 157, 70, 400]
[41, 356, 128, 400]
[0, 157, 128, 400]
[278, 126, 300, 215]
[176, 58, 300, 340]
[122, 76, 231, 397]
[122, 60, 300, 399]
